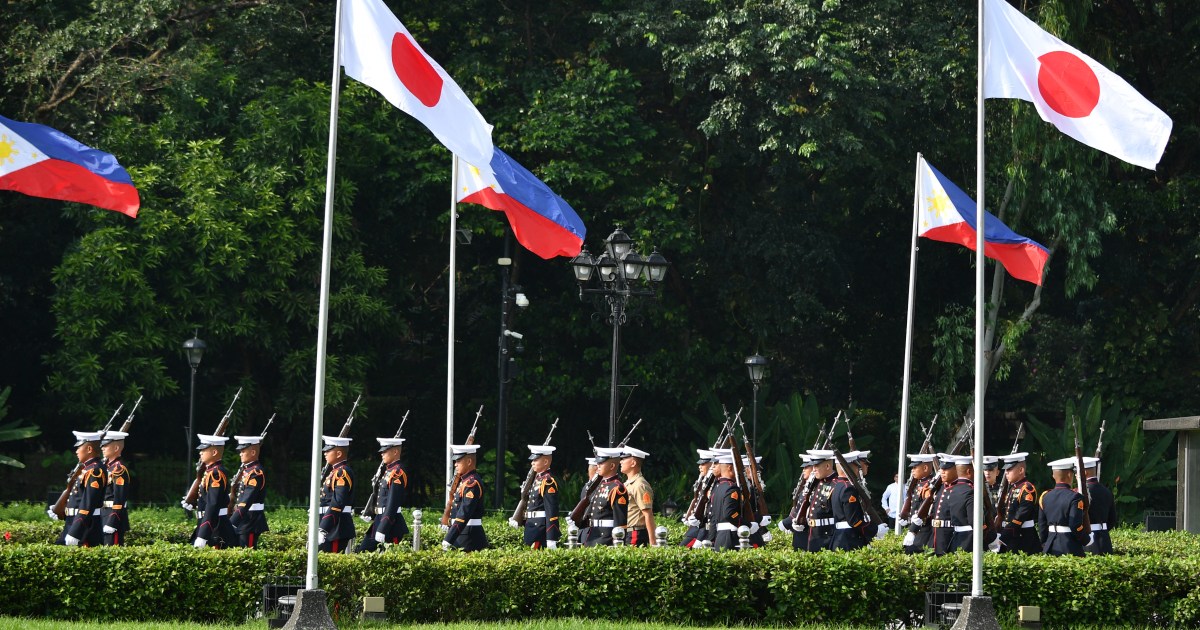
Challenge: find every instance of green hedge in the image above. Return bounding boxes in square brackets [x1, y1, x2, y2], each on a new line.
[1, 542, 1199, 627]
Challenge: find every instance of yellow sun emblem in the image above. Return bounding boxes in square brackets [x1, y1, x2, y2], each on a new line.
[0, 133, 20, 166]
[924, 187, 952, 221]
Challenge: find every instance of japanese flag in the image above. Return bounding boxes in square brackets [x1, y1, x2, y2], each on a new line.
[983, 0, 1172, 170]
[340, 0, 493, 167]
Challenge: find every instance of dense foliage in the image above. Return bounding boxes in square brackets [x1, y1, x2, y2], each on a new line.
[0, 0, 1196, 518]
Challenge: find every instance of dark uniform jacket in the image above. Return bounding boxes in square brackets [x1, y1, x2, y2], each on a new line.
[374, 461, 409, 543]
[707, 477, 742, 551]
[779, 473, 817, 551]
[522, 470, 560, 547]
[230, 460, 269, 537]
[1084, 477, 1116, 555]
[803, 474, 837, 552]
[830, 476, 869, 551]
[445, 469, 488, 551]
[945, 477, 995, 552]
[931, 477, 957, 555]
[193, 462, 236, 547]
[583, 474, 627, 547]
[998, 478, 1040, 554]
[101, 457, 131, 535]
[681, 479, 711, 548]
[60, 456, 105, 546]
[1039, 482, 1087, 556]
[903, 475, 934, 554]
[319, 460, 355, 546]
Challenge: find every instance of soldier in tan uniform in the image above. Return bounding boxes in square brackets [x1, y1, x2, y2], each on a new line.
[620, 446, 657, 546]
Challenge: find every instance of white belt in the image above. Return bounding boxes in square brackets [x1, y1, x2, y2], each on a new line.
[526, 511, 546, 518]
[592, 519, 615, 527]
[64, 509, 80, 516]
[716, 522, 738, 531]
[1090, 523, 1108, 531]
[953, 525, 972, 532]
[373, 506, 403, 515]
[248, 503, 265, 511]
[218, 508, 229, 516]
[835, 521, 854, 530]
[1004, 520, 1035, 529]
[466, 518, 482, 526]
[808, 518, 834, 527]
[319, 506, 353, 514]
[1049, 525, 1074, 533]
[932, 519, 950, 528]
[102, 501, 127, 509]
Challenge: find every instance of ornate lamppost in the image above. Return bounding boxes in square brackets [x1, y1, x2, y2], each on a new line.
[744, 354, 768, 443]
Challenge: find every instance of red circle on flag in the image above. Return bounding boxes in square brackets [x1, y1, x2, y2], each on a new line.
[391, 33, 443, 108]
[1036, 50, 1100, 118]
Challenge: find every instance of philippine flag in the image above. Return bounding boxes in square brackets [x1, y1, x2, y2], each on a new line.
[983, 0, 1172, 170]
[0, 115, 140, 217]
[457, 149, 586, 259]
[917, 156, 1049, 286]
[340, 0, 493, 167]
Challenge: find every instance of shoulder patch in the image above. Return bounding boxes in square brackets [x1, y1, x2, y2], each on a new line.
[848, 495, 857, 503]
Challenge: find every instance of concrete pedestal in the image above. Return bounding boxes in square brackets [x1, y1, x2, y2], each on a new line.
[950, 596, 1002, 630]
[280, 589, 337, 630]
[1144, 416, 1200, 533]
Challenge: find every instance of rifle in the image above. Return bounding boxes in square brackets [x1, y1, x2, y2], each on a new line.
[358, 409, 410, 521]
[182, 387, 243, 512]
[831, 446, 886, 528]
[511, 418, 559, 526]
[785, 420, 828, 521]
[684, 413, 737, 522]
[732, 408, 769, 520]
[1093, 416, 1106, 482]
[792, 411, 844, 525]
[50, 402, 124, 520]
[227, 413, 276, 512]
[899, 414, 938, 520]
[569, 418, 643, 526]
[842, 412, 873, 501]
[319, 394, 361, 481]
[989, 422, 1025, 535]
[914, 415, 973, 523]
[725, 432, 757, 528]
[1072, 414, 1093, 538]
[441, 405, 483, 527]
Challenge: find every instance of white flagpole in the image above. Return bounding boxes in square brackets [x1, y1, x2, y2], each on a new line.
[305, 0, 346, 592]
[446, 155, 460, 502]
[895, 153, 923, 534]
[972, 0, 987, 597]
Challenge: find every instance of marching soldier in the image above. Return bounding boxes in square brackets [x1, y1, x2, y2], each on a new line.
[778, 454, 815, 550]
[929, 454, 958, 555]
[99, 431, 130, 546]
[357, 436, 408, 552]
[318, 435, 355, 553]
[522, 444, 561, 549]
[1083, 457, 1116, 555]
[790, 450, 837, 552]
[190, 434, 236, 549]
[54, 430, 106, 547]
[442, 443, 489, 551]
[945, 455, 997, 553]
[576, 456, 600, 543]
[997, 452, 1040, 554]
[830, 452, 870, 551]
[581, 447, 628, 546]
[745, 454, 771, 547]
[682, 449, 713, 548]
[621, 446, 657, 547]
[983, 456, 1002, 503]
[706, 449, 742, 550]
[229, 435, 269, 548]
[902, 453, 936, 554]
[1039, 457, 1089, 557]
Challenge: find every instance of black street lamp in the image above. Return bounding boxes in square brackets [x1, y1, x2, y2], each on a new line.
[744, 354, 768, 443]
[569, 226, 670, 445]
[182, 331, 206, 474]
[495, 234, 529, 509]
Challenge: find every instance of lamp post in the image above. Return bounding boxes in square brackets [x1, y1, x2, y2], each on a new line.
[744, 354, 767, 443]
[182, 331, 206, 474]
[569, 226, 670, 445]
[495, 232, 529, 508]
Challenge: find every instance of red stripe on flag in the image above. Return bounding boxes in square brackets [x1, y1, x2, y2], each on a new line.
[462, 188, 583, 259]
[0, 159, 139, 217]
[923, 224, 1048, 285]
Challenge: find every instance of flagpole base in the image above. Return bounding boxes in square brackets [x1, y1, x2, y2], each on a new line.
[280, 589, 338, 630]
[950, 595, 1002, 630]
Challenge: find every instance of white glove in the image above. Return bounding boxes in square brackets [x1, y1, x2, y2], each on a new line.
[438, 524, 449, 533]
[441, 540, 453, 551]
[374, 531, 385, 543]
[762, 531, 773, 543]
[902, 531, 916, 546]
[180, 500, 195, 512]
[47, 509, 59, 521]
[1087, 532, 1096, 547]
[64, 534, 80, 547]
[875, 524, 889, 540]
[546, 540, 558, 549]
[749, 522, 760, 535]
[318, 530, 328, 544]
[760, 515, 772, 526]
[988, 537, 1002, 553]
[103, 525, 117, 534]
[898, 518, 909, 527]
[910, 516, 924, 528]
[359, 513, 373, 523]
[685, 516, 700, 528]
[792, 521, 806, 533]
[193, 538, 207, 549]
[508, 518, 520, 528]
